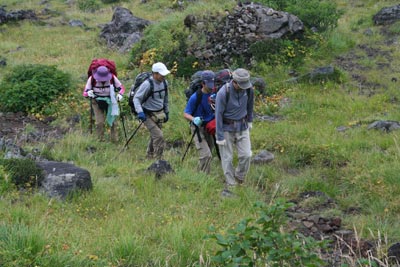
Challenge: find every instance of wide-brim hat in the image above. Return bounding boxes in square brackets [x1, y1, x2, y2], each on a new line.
[232, 68, 252, 89]
[93, 66, 112, 82]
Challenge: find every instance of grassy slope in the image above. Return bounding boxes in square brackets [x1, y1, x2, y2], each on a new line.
[1, 0, 400, 266]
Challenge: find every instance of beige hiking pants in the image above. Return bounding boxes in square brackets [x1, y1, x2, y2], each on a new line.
[91, 99, 118, 142]
[143, 117, 164, 159]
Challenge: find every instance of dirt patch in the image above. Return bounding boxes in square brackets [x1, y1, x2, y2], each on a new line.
[0, 112, 69, 145]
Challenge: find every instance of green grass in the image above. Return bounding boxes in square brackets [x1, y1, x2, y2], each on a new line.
[1, 0, 400, 266]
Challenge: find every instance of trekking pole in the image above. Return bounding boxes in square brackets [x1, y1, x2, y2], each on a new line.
[118, 102, 128, 142]
[89, 99, 93, 134]
[115, 121, 143, 158]
[212, 135, 221, 160]
[181, 126, 199, 162]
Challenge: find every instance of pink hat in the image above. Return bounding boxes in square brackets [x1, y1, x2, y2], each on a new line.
[93, 66, 112, 82]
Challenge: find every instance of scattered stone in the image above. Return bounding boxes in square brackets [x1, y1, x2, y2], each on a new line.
[147, 160, 174, 179]
[367, 120, 400, 132]
[252, 150, 274, 164]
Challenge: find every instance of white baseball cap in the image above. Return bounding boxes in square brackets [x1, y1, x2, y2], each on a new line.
[152, 62, 170, 76]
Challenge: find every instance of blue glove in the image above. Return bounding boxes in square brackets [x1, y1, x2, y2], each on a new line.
[138, 112, 146, 122]
[164, 112, 169, 123]
[192, 116, 203, 127]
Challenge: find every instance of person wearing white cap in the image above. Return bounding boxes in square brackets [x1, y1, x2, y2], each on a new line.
[215, 68, 254, 188]
[133, 62, 170, 159]
[183, 70, 216, 174]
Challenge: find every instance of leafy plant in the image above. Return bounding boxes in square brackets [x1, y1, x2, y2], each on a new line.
[0, 64, 72, 116]
[206, 200, 327, 266]
[0, 158, 44, 188]
[77, 0, 100, 12]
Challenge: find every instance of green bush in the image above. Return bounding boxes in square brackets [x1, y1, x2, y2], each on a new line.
[207, 200, 327, 266]
[258, 0, 342, 32]
[0, 158, 44, 188]
[0, 64, 72, 115]
[76, 0, 100, 12]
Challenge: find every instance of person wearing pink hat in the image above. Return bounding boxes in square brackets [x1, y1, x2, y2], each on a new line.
[83, 65, 125, 142]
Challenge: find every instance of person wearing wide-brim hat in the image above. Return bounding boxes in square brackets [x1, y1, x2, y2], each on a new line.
[83, 65, 125, 142]
[215, 68, 254, 189]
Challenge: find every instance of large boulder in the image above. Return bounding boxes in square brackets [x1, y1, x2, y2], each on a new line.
[36, 161, 92, 199]
[373, 4, 400, 25]
[99, 7, 151, 53]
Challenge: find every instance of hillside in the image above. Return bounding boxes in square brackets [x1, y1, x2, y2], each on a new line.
[1, 0, 400, 266]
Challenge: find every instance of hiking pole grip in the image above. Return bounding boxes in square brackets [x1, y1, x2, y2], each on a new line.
[181, 126, 198, 162]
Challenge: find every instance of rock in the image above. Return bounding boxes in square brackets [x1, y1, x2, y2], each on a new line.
[367, 120, 400, 132]
[99, 7, 151, 52]
[147, 160, 174, 179]
[373, 4, 400, 25]
[36, 161, 92, 199]
[252, 150, 274, 164]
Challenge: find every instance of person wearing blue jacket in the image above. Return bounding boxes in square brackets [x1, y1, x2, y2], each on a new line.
[183, 70, 216, 174]
[215, 68, 254, 187]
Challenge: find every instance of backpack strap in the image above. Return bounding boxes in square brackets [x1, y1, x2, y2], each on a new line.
[191, 89, 203, 116]
[142, 79, 168, 104]
[225, 82, 251, 110]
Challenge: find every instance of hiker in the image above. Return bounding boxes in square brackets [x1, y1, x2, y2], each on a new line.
[215, 68, 254, 187]
[132, 62, 170, 159]
[83, 65, 125, 142]
[183, 70, 216, 174]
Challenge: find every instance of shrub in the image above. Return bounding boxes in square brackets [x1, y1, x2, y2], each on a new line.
[0, 64, 72, 115]
[258, 0, 342, 32]
[0, 158, 44, 188]
[206, 200, 327, 266]
[76, 0, 100, 12]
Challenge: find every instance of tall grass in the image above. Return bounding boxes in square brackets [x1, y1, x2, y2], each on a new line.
[2, 0, 400, 266]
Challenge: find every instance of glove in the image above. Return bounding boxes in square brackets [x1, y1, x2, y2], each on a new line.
[87, 90, 95, 98]
[216, 139, 226, 146]
[117, 94, 123, 102]
[138, 112, 146, 122]
[248, 122, 253, 130]
[164, 112, 169, 123]
[192, 116, 203, 127]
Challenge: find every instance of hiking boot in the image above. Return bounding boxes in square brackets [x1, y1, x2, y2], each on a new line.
[235, 176, 245, 185]
[221, 188, 235, 198]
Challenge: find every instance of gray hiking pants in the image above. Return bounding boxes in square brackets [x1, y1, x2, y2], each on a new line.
[218, 129, 252, 186]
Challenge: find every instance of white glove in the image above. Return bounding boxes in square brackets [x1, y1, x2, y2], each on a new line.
[216, 139, 226, 146]
[248, 122, 253, 130]
[117, 94, 123, 102]
[192, 117, 203, 127]
[87, 90, 95, 98]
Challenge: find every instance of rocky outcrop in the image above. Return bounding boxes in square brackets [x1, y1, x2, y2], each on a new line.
[0, 7, 36, 24]
[186, 3, 304, 65]
[99, 7, 151, 53]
